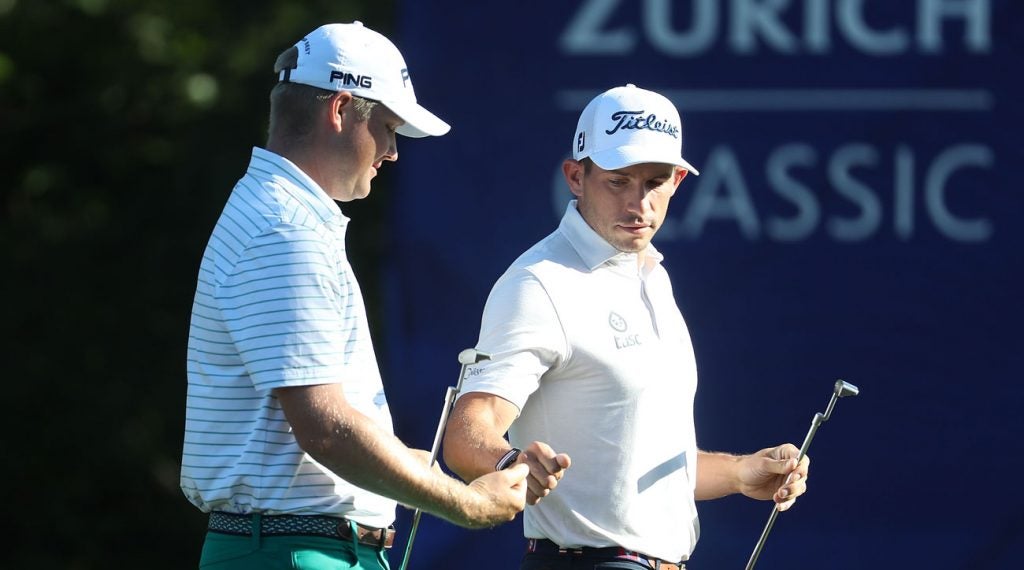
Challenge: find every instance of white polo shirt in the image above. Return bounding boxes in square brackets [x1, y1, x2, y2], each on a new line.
[461, 201, 700, 562]
[181, 147, 396, 529]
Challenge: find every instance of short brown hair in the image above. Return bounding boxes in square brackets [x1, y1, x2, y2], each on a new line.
[267, 46, 379, 144]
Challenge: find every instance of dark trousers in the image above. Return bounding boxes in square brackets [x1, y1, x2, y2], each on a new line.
[521, 551, 657, 569]
[520, 539, 683, 570]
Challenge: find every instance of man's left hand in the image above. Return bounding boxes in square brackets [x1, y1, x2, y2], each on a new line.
[737, 444, 810, 511]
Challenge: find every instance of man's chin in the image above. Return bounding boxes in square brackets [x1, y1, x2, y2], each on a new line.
[612, 240, 649, 254]
[349, 182, 373, 201]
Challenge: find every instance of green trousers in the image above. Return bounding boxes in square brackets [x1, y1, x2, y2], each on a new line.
[199, 518, 390, 570]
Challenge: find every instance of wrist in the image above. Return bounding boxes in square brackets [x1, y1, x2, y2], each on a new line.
[695, 450, 745, 500]
[495, 447, 522, 470]
[437, 473, 480, 527]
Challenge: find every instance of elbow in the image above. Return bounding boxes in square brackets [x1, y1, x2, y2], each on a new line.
[291, 429, 360, 483]
[290, 417, 349, 467]
[293, 431, 332, 463]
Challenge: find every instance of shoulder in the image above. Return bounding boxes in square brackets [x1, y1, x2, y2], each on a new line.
[505, 229, 587, 282]
[229, 173, 319, 231]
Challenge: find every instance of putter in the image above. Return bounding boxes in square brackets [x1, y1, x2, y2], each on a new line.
[398, 348, 491, 570]
[744, 379, 859, 570]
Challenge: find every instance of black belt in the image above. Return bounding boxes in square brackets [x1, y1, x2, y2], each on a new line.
[208, 512, 395, 549]
[527, 538, 684, 570]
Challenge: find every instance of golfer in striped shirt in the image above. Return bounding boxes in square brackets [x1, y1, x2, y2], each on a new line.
[181, 22, 529, 570]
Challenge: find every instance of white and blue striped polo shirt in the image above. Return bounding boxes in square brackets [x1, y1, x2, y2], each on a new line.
[181, 147, 396, 528]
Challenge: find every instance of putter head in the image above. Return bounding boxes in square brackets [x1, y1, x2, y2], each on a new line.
[834, 379, 860, 398]
[458, 348, 492, 365]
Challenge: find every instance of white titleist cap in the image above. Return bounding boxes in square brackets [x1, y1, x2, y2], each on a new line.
[572, 84, 699, 175]
[278, 21, 450, 138]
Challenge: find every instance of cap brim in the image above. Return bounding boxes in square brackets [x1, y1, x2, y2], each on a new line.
[382, 99, 451, 138]
[589, 145, 699, 175]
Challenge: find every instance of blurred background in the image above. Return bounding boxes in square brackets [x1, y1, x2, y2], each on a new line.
[2, 1, 1020, 569]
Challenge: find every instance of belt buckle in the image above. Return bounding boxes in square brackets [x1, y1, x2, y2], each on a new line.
[336, 520, 367, 542]
[336, 520, 389, 549]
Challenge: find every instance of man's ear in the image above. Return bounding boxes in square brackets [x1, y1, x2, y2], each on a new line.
[562, 159, 585, 198]
[673, 167, 689, 187]
[329, 91, 354, 132]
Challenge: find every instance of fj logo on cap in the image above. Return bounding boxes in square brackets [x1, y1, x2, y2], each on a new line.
[329, 70, 373, 88]
[577, 132, 586, 152]
[606, 110, 679, 139]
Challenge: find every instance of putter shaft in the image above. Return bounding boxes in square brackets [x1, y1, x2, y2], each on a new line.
[399, 385, 458, 570]
[744, 381, 857, 570]
[399, 350, 489, 570]
[744, 412, 820, 570]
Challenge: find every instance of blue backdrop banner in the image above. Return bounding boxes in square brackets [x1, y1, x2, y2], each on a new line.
[384, 2, 1021, 569]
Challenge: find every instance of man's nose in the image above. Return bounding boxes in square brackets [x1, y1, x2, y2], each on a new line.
[383, 138, 398, 162]
[624, 186, 650, 216]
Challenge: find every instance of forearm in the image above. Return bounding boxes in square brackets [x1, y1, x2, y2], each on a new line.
[306, 409, 468, 519]
[277, 385, 477, 526]
[694, 450, 742, 500]
[698, 445, 809, 506]
[442, 393, 520, 482]
[443, 413, 514, 481]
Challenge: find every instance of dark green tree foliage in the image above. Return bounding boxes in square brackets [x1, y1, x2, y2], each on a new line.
[0, 1, 394, 567]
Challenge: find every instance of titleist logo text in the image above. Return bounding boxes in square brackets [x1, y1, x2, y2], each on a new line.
[606, 110, 679, 139]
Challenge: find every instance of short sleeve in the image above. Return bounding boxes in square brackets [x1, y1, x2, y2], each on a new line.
[460, 268, 567, 411]
[217, 223, 347, 392]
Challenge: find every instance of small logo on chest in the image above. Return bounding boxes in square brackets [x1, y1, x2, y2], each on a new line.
[609, 311, 642, 350]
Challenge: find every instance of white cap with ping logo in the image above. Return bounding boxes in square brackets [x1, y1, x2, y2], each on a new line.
[572, 84, 699, 175]
[279, 21, 450, 138]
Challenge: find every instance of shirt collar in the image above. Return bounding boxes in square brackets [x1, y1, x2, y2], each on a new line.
[558, 200, 664, 274]
[249, 147, 347, 226]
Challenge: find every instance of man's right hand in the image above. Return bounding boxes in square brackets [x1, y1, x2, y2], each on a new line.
[455, 463, 530, 528]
